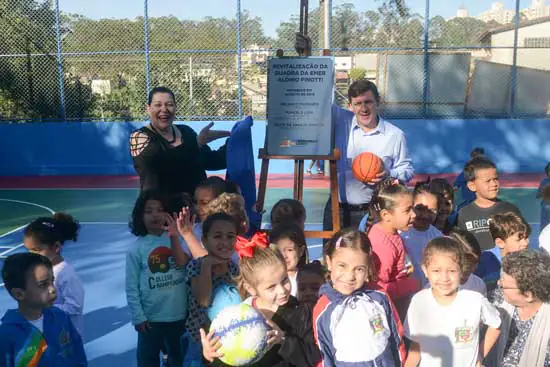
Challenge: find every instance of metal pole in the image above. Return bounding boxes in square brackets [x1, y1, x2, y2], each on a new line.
[189, 56, 193, 117]
[422, 0, 430, 117]
[510, 0, 520, 117]
[328, 0, 332, 50]
[300, 0, 309, 35]
[237, 0, 243, 117]
[323, 0, 330, 50]
[54, 0, 66, 120]
[144, 0, 151, 98]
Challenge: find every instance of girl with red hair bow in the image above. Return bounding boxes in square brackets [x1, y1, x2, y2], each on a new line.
[200, 232, 322, 367]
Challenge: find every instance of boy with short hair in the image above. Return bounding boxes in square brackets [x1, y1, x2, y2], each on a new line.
[474, 211, 530, 293]
[457, 157, 521, 251]
[0, 252, 87, 366]
[454, 147, 486, 208]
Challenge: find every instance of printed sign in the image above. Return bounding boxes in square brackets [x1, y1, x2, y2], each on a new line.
[266, 57, 334, 156]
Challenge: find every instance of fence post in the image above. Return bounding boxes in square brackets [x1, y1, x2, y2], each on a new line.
[510, 0, 520, 117]
[328, 0, 332, 50]
[54, 0, 66, 120]
[237, 0, 243, 118]
[144, 0, 151, 98]
[422, 0, 430, 117]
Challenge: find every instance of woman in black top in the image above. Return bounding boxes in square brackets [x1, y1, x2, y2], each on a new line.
[129, 87, 230, 202]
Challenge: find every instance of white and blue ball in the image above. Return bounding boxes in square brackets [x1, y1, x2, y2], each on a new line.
[210, 303, 269, 366]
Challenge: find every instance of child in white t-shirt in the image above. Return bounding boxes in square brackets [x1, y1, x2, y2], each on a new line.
[400, 182, 442, 286]
[404, 237, 501, 367]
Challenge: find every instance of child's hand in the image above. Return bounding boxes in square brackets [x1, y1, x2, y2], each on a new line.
[134, 321, 151, 333]
[265, 319, 285, 346]
[162, 213, 179, 237]
[176, 206, 196, 237]
[200, 328, 224, 362]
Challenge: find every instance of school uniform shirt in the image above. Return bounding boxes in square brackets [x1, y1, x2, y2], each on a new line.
[404, 288, 501, 367]
[212, 296, 321, 367]
[475, 245, 505, 296]
[400, 225, 442, 286]
[368, 223, 420, 301]
[457, 200, 521, 251]
[313, 283, 405, 366]
[53, 261, 85, 337]
[0, 307, 87, 366]
[125, 233, 188, 326]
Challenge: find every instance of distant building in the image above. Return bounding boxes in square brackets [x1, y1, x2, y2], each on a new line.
[456, 6, 469, 18]
[91, 80, 111, 96]
[479, 16, 550, 70]
[477, 2, 514, 24]
[352, 54, 378, 81]
[334, 56, 353, 71]
[522, 0, 550, 20]
[241, 44, 271, 67]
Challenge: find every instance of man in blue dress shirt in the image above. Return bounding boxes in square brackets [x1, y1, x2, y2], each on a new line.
[294, 33, 414, 230]
[323, 79, 415, 230]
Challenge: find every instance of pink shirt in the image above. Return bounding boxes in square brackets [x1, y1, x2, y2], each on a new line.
[368, 223, 419, 301]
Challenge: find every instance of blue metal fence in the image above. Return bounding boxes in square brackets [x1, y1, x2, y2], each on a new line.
[0, 0, 548, 122]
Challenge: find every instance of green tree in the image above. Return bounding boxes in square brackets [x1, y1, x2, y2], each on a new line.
[438, 17, 496, 47]
[349, 67, 366, 81]
[333, 3, 360, 49]
[0, 0, 62, 120]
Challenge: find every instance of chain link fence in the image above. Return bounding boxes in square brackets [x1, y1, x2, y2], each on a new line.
[0, 0, 549, 122]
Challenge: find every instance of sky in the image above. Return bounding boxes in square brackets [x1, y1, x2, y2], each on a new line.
[58, 0, 524, 38]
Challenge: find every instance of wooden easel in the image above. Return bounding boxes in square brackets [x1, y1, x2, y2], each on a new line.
[256, 149, 341, 239]
[256, 0, 340, 239]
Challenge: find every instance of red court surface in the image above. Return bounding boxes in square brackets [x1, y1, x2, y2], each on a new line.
[0, 173, 544, 189]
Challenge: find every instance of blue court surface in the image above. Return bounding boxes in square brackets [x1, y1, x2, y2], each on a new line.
[0, 186, 542, 366]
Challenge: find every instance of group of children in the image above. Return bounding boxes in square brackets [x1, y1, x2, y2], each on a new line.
[2, 150, 550, 367]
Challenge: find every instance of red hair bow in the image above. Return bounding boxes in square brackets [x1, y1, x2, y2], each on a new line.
[235, 232, 269, 259]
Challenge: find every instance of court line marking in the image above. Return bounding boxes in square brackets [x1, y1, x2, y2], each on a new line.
[0, 224, 27, 239]
[0, 198, 55, 214]
[0, 243, 23, 257]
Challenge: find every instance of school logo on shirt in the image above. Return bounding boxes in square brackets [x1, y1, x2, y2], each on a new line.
[148, 246, 175, 274]
[369, 314, 386, 335]
[454, 321, 474, 344]
[58, 328, 70, 346]
[15, 329, 47, 367]
[147, 246, 184, 290]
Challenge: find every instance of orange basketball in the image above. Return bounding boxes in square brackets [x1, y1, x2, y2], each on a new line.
[352, 152, 383, 183]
